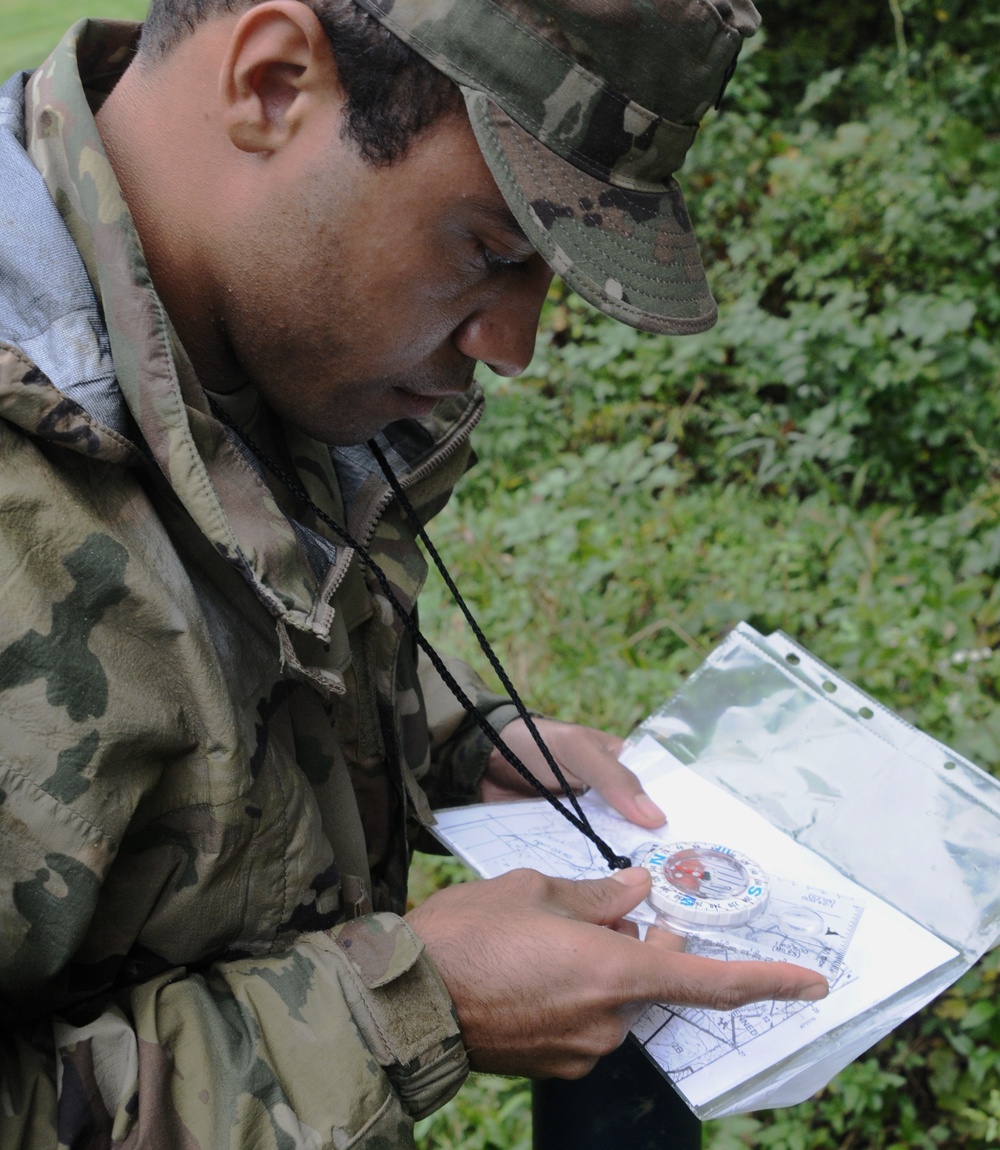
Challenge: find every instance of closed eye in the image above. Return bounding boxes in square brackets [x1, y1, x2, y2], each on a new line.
[479, 244, 531, 274]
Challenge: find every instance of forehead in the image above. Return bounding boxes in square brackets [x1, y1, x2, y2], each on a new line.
[388, 108, 524, 234]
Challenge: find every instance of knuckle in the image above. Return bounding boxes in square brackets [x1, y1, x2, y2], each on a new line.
[562, 1056, 600, 1081]
[578, 877, 627, 921]
[503, 867, 549, 900]
[594, 1025, 628, 1060]
[611, 757, 639, 781]
[709, 973, 766, 1011]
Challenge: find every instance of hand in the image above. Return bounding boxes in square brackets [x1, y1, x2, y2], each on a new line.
[406, 866, 829, 1079]
[483, 718, 666, 830]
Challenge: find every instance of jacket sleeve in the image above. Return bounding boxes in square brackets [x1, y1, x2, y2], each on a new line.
[0, 685, 466, 1149]
[416, 649, 526, 809]
[1, 914, 466, 1149]
[0, 375, 467, 1150]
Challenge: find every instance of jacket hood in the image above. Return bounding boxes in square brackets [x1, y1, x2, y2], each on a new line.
[0, 52, 482, 644]
[0, 70, 136, 444]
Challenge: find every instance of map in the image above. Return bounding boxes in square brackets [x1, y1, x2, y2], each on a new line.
[633, 971, 853, 1081]
[430, 741, 958, 1116]
[685, 878, 865, 976]
[634, 880, 863, 1081]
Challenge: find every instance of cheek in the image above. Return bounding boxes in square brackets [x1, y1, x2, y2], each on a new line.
[358, 224, 480, 327]
[235, 204, 477, 369]
[347, 277, 472, 362]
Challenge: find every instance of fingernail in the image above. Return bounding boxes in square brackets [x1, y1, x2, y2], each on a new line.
[635, 794, 666, 824]
[611, 867, 649, 887]
[799, 982, 829, 1001]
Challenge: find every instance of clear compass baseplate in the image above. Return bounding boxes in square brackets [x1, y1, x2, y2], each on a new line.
[634, 841, 770, 934]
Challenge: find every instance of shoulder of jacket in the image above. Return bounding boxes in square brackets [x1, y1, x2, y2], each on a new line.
[0, 342, 141, 465]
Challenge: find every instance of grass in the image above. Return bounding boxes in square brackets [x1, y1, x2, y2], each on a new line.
[0, 0, 148, 78]
[8, 2, 999, 1147]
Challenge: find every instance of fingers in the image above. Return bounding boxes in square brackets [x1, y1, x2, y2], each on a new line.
[408, 867, 830, 1081]
[525, 869, 829, 1009]
[496, 719, 667, 829]
[553, 725, 667, 830]
[629, 942, 829, 1010]
[528, 866, 654, 927]
[588, 761, 666, 829]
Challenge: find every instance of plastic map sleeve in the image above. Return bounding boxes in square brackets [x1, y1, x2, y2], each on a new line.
[430, 750, 956, 1116]
[428, 624, 1000, 1119]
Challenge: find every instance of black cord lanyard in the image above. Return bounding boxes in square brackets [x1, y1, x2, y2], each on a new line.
[208, 397, 631, 871]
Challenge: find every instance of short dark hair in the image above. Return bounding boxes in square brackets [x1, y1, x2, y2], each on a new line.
[138, 0, 462, 164]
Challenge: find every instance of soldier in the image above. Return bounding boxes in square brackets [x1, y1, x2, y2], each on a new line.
[0, 0, 828, 1146]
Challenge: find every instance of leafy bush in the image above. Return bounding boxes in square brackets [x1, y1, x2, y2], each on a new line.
[9, 2, 998, 1147]
[473, 50, 1000, 512]
[748, 0, 1000, 130]
[685, 54, 1000, 508]
[415, 5, 1000, 1145]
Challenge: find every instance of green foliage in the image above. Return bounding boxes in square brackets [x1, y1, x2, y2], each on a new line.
[415, 5, 1000, 1144]
[684, 59, 1000, 508]
[472, 51, 1000, 512]
[415, 1075, 532, 1150]
[419, 461, 1000, 766]
[0, 0, 148, 78]
[9, 3, 998, 1147]
[748, 0, 1000, 128]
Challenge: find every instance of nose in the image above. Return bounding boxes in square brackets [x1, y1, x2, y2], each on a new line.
[452, 258, 554, 376]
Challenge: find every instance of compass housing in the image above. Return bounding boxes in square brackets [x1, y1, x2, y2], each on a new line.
[636, 840, 770, 933]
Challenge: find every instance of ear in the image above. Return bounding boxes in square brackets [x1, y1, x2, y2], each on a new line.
[220, 0, 343, 155]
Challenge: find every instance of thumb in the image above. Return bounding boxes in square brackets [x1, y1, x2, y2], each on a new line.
[547, 866, 652, 926]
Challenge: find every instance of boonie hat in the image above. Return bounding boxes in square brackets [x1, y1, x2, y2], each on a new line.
[352, 0, 761, 334]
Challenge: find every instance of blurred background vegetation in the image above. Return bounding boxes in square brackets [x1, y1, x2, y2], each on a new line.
[414, 0, 1000, 1144]
[6, 0, 999, 1145]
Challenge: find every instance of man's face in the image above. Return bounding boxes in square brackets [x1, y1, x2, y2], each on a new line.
[220, 107, 554, 445]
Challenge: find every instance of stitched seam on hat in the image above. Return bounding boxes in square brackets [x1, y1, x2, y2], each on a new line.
[488, 99, 693, 194]
[469, 93, 695, 194]
[493, 129, 711, 320]
[502, 125, 706, 301]
[367, 0, 685, 176]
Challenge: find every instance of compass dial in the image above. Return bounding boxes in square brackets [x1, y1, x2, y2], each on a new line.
[635, 841, 770, 931]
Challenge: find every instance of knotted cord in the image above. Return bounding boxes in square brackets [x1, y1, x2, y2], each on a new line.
[207, 396, 631, 871]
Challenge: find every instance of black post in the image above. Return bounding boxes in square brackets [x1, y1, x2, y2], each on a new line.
[532, 1040, 701, 1150]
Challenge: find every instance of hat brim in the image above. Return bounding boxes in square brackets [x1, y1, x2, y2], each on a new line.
[464, 88, 718, 336]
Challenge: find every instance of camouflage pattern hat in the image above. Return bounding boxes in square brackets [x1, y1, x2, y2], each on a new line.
[352, 0, 761, 334]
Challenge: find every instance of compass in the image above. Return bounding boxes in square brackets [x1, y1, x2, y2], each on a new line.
[635, 841, 770, 932]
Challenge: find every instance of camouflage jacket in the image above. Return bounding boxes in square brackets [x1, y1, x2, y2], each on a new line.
[0, 21, 516, 1149]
